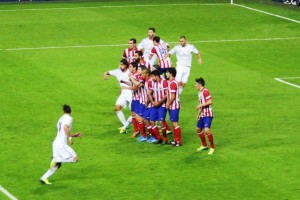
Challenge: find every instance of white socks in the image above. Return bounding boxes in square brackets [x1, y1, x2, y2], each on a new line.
[116, 110, 126, 126]
[179, 86, 184, 95]
[122, 116, 132, 129]
[41, 165, 58, 180]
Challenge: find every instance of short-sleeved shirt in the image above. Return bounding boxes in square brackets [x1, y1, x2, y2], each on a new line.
[53, 114, 73, 145]
[169, 44, 199, 67]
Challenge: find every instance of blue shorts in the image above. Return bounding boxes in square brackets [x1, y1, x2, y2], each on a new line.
[197, 117, 213, 129]
[137, 104, 146, 117]
[131, 100, 139, 113]
[143, 107, 152, 121]
[169, 109, 180, 122]
[150, 106, 167, 122]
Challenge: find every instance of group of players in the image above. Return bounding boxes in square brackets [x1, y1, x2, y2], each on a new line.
[39, 27, 216, 185]
[104, 28, 215, 154]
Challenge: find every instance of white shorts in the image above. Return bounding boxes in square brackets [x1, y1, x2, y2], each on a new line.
[52, 143, 77, 160]
[116, 90, 132, 108]
[175, 65, 191, 84]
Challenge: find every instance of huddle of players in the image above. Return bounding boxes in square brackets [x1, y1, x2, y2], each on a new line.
[122, 55, 182, 147]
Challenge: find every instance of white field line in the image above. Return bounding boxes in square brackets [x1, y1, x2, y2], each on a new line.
[0, 3, 227, 12]
[274, 77, 300, 89]
[0, 37, 299, 51]
[233, 3, 300, 24]
[0, 186, 18, 200]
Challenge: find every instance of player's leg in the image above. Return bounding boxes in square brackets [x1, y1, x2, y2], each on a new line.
[179, 67, 190, 95]
[203, 117, 214, 155]
[115, 94, 128, 126]
[136, 104, 147, 141]
[158, 106, 168, 143]
[149, 107, 162, 143]
[169, 109, 182, 146]
[196, 118, 208, 151]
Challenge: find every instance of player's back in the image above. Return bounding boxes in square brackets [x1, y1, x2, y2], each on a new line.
[53, 114, 73, 145]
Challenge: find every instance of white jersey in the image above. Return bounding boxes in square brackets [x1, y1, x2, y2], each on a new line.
[169, 44, 199, 67]
[109, 68, 131, 91]
[53, 114, 73, 145]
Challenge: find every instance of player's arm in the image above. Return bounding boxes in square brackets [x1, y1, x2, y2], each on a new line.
[196, 52, 203, 64]
[148, 89, 155, 105]
[166, 92, 175, 109]
[64, 124, 81, 145]
[196, 99, 212, 110]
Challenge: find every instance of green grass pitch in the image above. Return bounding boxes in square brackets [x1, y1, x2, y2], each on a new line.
[0, 0, 299, 199]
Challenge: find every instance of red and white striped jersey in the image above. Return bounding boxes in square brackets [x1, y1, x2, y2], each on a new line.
[132, 72, 140, 101]
[149, 78, 168, 107]
[123, 47, 140, 63]
[150, 43, 172, 69]
[138, 59, 153, 71]
[167, 78, 180, 110]
[146, 78, 154, 108]
[198, 88, 213, 117]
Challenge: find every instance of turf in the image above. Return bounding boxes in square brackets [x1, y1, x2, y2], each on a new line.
[0, 0, 299, 199]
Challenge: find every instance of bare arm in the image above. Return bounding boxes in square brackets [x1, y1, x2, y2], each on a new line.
[64, 124, 81, 145]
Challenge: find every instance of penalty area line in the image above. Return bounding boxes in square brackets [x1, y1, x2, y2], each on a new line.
[274, 77, 300, 89]
[0, 185, 18, 200]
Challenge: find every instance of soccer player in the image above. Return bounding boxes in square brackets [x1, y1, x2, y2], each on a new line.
[149, 36, 172, 76]
[120, 62, 140, 137]
[165, 36, 203, 95]
[148, 70, 169, 144]
[195, 77, 215, 155]
[165, 68, 182, 147]
[134, 50, 154, 71]
[138, 27, 169, 66]
[129, 66, 154, 142]
[104, 59, 132, 133]
[40, 105, 82, 185]
[122, 38, 140, 63]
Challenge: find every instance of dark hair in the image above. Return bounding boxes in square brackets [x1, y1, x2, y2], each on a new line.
[141, 66, 151, 75]
[149, 27, 156, 32]
[130, 62, 138, 70]
[63, 104, 71, 113]
[135, 50, 143, 57]
[153, 36, 160, 43]
[152, 65, 161, 73]
[150, 69, 160, 77]
[180, 36, 186, 40]
[166, 67, 177, 77]
[195, 77, 205, 86]
[120, 59, 129, 67]
[130, 38, 137, 44]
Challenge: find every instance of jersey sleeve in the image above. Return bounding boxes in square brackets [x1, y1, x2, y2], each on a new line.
[203, 90, 212, 101]
[168, 46, 177, 55]
[169, 82, 177, 93]
[150, 47, 156, 55]
[109, 68, 119, 77]
[191, 44, 199, 54]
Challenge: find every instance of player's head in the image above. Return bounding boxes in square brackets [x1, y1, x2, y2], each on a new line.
[141, 66, 151, 79]
[129, 61, 138, 72]
[148, 27, 156, 38]
[195, 77, 205, 89]
[129, 38, 136, 49]
[150, 70, 160, 82]
[120, 59, 129, 70]
[180, 36, 187, 47]
[153, 36, 160, 44]
[63, 104, 71, 114]
[152, 65, 161, 73]
[134, 50, 143, 62]
[138, 65, 146, 76]
[166, 67, 177, 79]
